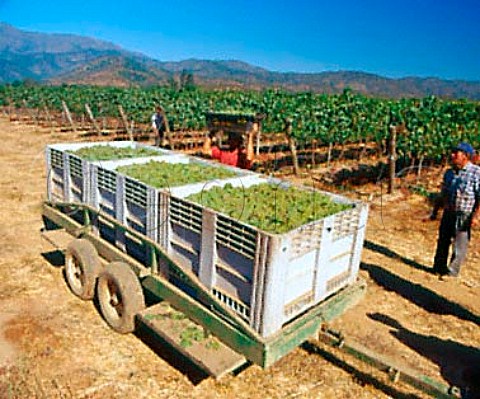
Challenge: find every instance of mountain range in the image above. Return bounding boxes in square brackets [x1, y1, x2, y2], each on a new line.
[1, 22, 480, 100]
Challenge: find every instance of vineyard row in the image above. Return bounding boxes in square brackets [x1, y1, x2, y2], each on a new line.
[1, 83, 479, 164]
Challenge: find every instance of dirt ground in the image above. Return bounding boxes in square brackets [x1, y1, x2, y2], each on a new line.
[0, 116, 478, 399]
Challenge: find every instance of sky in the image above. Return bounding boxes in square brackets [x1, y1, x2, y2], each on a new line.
[1, 0, 479, 81]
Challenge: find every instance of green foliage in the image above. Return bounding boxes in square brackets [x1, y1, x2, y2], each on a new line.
[206, 340, 221, 350]
[169, 311, 187, 320]
[179, 69, 196, 91]
[116, 161, 237, 188]
[179, 326, 205, 348]
[1, 83, 479, 162]
[187, 183, 351, 233]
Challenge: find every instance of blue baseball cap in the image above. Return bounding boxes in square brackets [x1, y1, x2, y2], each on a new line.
[453, 142, 474, 157]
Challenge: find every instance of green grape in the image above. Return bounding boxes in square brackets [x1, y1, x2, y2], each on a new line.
[187, 183, 351, 233]
[116, 161, 237, 188]
[70, 145, 161, 161]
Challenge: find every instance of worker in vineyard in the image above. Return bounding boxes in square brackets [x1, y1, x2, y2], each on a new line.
[151, 105, 168, 147]
[201, 129, 255, 169]
[429, 142, 480, 279]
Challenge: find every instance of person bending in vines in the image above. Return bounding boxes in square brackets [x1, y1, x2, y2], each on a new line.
[429, 142, 480, 279]
[202, 129, 255, 170]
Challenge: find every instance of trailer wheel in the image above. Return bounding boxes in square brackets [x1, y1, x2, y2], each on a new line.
[96, 262, 145, 334]
[65, 238, 102, 300]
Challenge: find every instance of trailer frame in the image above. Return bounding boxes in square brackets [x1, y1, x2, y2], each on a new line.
[41, 201, 366, 376]
[41, 201, 465, 397]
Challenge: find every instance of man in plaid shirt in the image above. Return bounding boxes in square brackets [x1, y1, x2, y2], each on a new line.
[430, 142, 480, 278]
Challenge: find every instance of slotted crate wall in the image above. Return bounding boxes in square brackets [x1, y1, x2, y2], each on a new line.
[46, 147, 65, 202]
[90, 155, 189, 262]
[91, 155, 261, 264]
[158, 174, 264, 278]
[46, 148, 92, 204]
[46, 141, 172, 204]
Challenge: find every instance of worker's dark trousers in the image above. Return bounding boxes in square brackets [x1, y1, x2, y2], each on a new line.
[433, 211, 471, 276]
[155, 130, 166, 147]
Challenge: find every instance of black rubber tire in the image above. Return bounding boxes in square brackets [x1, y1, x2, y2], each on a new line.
[65, 238, 102, 300]
[96, 262, 145, 334]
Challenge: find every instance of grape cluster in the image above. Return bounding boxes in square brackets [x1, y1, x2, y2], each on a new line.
[187, 183, 351, 233]
[70, 145, 161, 161]
[116, 161, 238, 188]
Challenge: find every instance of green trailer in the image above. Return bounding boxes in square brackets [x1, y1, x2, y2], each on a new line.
[41, 201, 366, 378]
[41, 138, 466, 398]
[41, 201, 465, 398]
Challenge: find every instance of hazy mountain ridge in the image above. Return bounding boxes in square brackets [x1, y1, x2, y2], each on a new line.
[0, 22, 123, 54]
[48, 54, 171, 86]
[2, 22, 480, 99]
[0, 22, 130, 82]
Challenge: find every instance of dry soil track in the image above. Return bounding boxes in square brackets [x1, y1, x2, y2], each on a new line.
[0, 117, 478, 399]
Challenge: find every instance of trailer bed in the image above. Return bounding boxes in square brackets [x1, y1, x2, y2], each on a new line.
[41, 201, 366, 377]
[138, 302, 247, 378]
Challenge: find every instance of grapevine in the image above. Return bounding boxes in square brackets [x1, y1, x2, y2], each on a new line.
[2, 83, 479, 164]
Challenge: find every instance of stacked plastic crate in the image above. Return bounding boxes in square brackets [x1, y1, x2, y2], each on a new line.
[46, 141, 172, 205]
[91, 156, 259, 262]
[45, 141, 369, 338]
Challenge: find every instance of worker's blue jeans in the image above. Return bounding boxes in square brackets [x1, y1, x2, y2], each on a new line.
[433, 211, 471, 276]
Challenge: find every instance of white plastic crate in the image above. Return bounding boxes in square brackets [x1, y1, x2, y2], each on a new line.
[46, 146, 66, 202]
[46, 148, 92, 204]
[46, 141, 172, 204]
[160, 177, 368, 337]
[90, 154, 189, 238]
[91, 155, 260, 264]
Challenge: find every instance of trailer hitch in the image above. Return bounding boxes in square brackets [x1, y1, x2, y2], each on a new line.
[317, 325, 462, 399]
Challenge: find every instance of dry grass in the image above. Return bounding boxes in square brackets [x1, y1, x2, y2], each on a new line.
[0, 117, 478, 398]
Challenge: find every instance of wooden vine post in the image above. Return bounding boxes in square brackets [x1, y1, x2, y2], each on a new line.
[387, 124, 397, 194]
[22, 99, 38, 125]
[160, 107, 174, 150]
[285, 117, 300, 176]
[118, 105, 133, 141]
[254, 114, 264, 156]
[61, 101, 77, 133]
[43, 105, 53, 126]
[42, 105, 55, 132]
[85, 103, 102, 136]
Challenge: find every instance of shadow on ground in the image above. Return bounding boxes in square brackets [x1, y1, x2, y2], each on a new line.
[361, 262, 480, 326]
[41, 250, 65, 268]
[364, 240, 432, 273]
[369, 313, 480, 399]
[133, 323, 211, 385]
